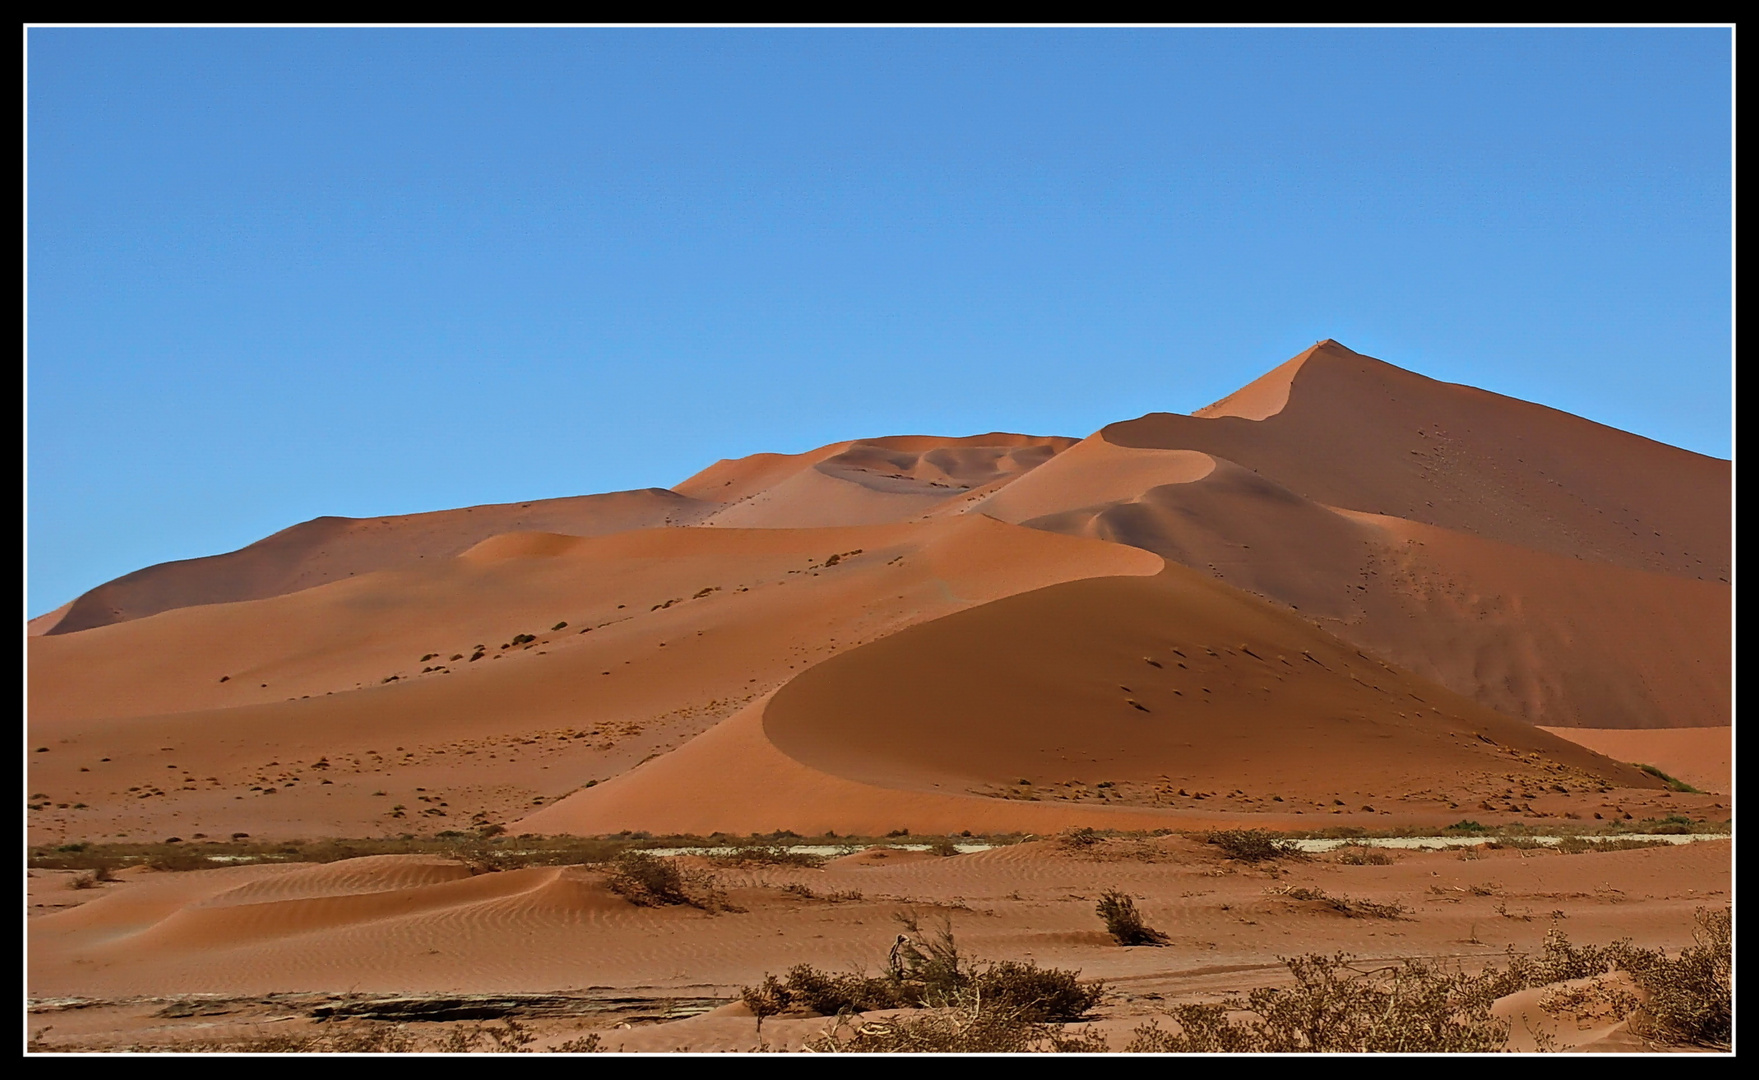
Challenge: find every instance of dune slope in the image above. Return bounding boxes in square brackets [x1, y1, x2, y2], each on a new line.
[28, 517, 1159, 843]
[47, 488, 718, 635]
[762, 562, 1662, 808]
[1103, 340, 1729, 581]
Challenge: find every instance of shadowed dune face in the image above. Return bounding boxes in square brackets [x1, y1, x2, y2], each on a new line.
[990, 459, 1728, 729]
[46, 489, 719, 636]
[1336, 513, 1731, 730]
[1103, 340, 1729, 582]
[969, 342, 1729, 731]
[762, 562, 1662, 804]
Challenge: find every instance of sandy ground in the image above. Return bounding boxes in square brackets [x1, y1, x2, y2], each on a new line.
[27, 837, 1730, 1051]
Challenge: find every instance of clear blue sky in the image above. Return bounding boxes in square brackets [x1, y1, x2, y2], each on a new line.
[26, 28, 1732, 616]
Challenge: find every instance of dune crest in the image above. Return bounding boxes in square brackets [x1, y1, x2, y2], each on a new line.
[1190, 340, 1322, 420]
[1104, 340, 1729, 580]
[45, 488, 718, 636]
[457, 531, 592, 562]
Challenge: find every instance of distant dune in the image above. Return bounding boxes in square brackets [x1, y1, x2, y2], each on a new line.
[44, 488, 719, 635]
[29, 342, 1727, 847]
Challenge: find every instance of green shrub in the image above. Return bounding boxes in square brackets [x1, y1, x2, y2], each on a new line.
[1631, 763, 1702, 793]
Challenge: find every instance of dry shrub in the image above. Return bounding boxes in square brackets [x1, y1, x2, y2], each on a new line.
[68, 863, 117, 890]
[1057, 827, 1101, 851]
[1127, 953, 1511, 1053]
[1096, 890, 1168, 945]
[927, 838, 960, 857]
[710, 845, 825, 869]
[743, 916, 1102, 1041]
[1126, 912, 1733, 1053]
[1617, 907, 1731, 1049]
[1553, 836, 1669, 855]
[433, 1019, 537, 1053]
[1333, 845, 1393, 866]
[810, 997, 1110, 1054]
[1206, 829, 1302, 862]
[974, 962, 1104, 1023]
[749, 964, 907, 1016]
[604, 851, 731, 911]
[1273, 886, 1405, 919]
[1538, 978, 1639, 1027]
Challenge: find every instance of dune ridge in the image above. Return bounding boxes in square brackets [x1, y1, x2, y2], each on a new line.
[45, 488, 719, 635]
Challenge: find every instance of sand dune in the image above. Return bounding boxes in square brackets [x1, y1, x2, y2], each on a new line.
[529, 556, 1680, 839]
[961, 350, 1728, 731]
[1540, 726, 1732, 795]
[516, 693, 1181, 838]
[1337, 513, 1730, 730]
[45, 488, 718, 635]
[997, 459, 1727, 729]
[973, 437, 1216, 525]
[678, 433, 1077, 528]
[1104, 340, 1729, 581]
[29, 516, 1159, 843]
[760, 562, 1662, 808]
[27, 601, 72, 636]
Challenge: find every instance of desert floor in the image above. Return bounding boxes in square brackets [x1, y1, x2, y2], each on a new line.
[28, 832, 1729, 1053]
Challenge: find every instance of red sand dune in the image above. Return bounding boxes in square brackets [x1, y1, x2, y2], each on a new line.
[524, 560, 1667, 839]
[1540, 726, 1732, 795]
[1105, 340, 1729, 581]
[681, 434, 1078, 529]
[963, 345, 1729, 731]
[45, 488, 718, 635]
[29, 516, 1158, 843]
[29, 341, 1727, 849]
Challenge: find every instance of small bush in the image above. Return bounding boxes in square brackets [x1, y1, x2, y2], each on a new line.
[974, 961, 1104, 1022]
[604, 851, 693, 907]
[1127, 952, 1511, 1052]
[1274, 887, 1405, 919]
[740, 919, 1100, 1032]
[1618, 908, 1731, 1048]
[927, 838, 960, 857]
[1206, 829, 1301, 862]
[1096, 890, 1168, 945]
[810, 997, 1109, 1053]
[709, 845, 825, 869]
[1334, 845, 1393, 866]
[1057, 827, 1101, 850]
